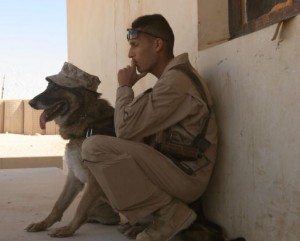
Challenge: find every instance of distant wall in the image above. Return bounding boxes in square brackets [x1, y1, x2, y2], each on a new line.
[0, 100, 58, 135]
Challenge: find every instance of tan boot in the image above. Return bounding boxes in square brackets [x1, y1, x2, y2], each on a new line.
[136, 199, 196, 241]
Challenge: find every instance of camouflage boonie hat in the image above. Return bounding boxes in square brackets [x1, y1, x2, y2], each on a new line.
[46, 62, 101, 92]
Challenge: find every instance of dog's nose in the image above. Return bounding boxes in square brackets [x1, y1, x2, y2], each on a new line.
[28, 99, 36, 108]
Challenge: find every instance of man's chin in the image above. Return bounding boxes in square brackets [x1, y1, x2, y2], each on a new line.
[137, 67, 148, 74]
[137, 66, 142, 73]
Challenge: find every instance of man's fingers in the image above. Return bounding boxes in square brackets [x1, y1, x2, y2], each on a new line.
[130, 59, 146, 80]
[131, 59, 136, 68]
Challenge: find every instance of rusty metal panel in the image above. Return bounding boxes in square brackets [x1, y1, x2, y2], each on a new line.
[229, 0, 300, 38]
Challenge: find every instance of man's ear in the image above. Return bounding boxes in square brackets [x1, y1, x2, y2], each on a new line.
[154, 38, 164, 52]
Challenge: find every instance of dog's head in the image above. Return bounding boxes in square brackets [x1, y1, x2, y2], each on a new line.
[29, 81, 100, 129]
[30, 62, 102, 130]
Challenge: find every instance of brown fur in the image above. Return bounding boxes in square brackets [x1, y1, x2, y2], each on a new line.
[25, 81, 119, 237]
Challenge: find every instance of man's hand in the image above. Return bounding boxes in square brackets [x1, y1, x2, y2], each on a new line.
[118, 60, 147, 87]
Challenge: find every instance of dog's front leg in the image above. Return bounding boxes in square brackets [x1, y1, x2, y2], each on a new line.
[25, 172, 84, 232]
[48, 172, 104, 237]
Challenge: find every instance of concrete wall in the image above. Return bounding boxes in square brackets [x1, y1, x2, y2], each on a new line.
[197, 0, 229, 50]
[67, 1, 300, 240]
[67, 0, 199, 104]
[199, 17, 300, 241]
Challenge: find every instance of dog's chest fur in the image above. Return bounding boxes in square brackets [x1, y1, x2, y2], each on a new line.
[64, 139, 88, 183]
[60, 98, 114, 183]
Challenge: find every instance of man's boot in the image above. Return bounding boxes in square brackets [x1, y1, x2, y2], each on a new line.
[136, 199, 196, 241]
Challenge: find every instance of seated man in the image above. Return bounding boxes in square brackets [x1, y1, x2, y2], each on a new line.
[82, 14, 218, 241]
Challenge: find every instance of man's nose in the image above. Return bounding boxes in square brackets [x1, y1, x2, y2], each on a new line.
[128, 48, 134, 58]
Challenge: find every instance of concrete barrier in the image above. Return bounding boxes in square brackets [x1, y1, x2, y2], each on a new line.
[4, 100, 24, 134]
[0, 100, 4, 133]
[0, 100, 58, 135]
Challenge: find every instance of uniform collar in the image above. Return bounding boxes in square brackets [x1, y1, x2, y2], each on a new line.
[161, 53, 190, 77]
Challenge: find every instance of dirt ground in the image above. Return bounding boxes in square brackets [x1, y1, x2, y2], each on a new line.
[0, 133, 67, 158]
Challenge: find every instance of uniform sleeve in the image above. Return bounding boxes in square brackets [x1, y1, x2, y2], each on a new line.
[114, 76, 188, 141]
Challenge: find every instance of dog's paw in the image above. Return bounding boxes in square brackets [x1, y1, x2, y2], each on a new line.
[25, 222, 48, 232]
[117, 223, 147, 239]
[48, 226, 74, 238]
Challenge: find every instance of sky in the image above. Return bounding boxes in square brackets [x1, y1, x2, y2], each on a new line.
[0, 0, 67, 99]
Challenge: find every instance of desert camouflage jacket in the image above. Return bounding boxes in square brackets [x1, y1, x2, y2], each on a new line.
[114, 53, 217, 149]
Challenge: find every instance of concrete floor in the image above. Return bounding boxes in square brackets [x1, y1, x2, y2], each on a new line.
[0, 134, 183, 241]
[0, 167, 183, 241]
[0, 168, 131, 241]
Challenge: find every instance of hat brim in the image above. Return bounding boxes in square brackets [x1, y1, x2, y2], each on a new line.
[46, 75, 100, 93]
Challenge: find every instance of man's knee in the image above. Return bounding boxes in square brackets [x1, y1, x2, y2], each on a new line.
[82, 135, 116, 159]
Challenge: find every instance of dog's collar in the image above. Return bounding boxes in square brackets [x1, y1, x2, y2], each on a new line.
[85, 127, 116, 138]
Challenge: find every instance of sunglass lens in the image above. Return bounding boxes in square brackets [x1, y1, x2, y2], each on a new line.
[127, 29, 138, 40]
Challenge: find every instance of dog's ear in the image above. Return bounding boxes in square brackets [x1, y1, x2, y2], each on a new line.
[95, 92, 102, 98]
[89, 90, 102, 99]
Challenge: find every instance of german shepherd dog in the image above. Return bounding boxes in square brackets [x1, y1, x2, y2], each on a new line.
[25, 80, 120, 237]
[25, 80, 246, 240]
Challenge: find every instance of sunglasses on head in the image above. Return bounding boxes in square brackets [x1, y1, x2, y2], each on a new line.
[127, 28, 168, 41]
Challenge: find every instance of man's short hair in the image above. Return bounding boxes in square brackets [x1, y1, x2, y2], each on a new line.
[131, 14, 174, 55]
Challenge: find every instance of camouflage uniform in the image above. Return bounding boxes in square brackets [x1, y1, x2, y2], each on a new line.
[82, 53, 218, 224]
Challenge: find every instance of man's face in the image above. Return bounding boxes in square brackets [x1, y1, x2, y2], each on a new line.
[128, 33, 157, 74]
